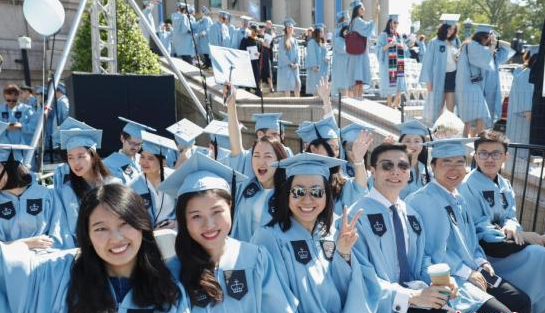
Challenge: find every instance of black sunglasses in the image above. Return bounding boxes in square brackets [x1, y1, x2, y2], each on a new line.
[379, 160, 410, 171]
[290, 186, 325, 199]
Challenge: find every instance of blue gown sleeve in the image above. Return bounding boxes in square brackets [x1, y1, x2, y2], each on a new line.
[46, 189, 67, 249]
[467, 41, 495, 71]
[376, 32, 388, 63]
[21, 106, 37, 140]
[351, 18, 375, 38]
[457, 182, 502, 242]
[57, 98, 70, 125]
[334, 37, 347, 55]
[306, 40, 318, 69]
[495, 45, 516, 65]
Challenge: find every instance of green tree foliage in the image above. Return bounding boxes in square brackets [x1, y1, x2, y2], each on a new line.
[71, 0, 160, 74]
[412, 0, 544, 44]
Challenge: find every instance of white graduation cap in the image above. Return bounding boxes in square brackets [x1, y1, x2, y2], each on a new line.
[166, 118, 204, 148]
[209, 45, 257, 88]
[439, 14, 460, 26]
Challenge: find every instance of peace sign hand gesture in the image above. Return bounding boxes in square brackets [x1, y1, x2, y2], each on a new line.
[352, 131, 374, 163]
[337, 206, 364, 256]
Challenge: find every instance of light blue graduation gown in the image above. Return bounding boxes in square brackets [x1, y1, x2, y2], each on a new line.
[45, 95, 70, 145]
[0, 103, 33, 147]
[506, 67, 533, 157]
[55, 176, 122, 247]
[127, 168, 175, 227]
[231, 178, 275, 242]
[405, 182, 493, 312]
[455, 41, 495, 123]
[376, 32, 408, 97]
[331, 36, 351, 95]
[167, 237, 297, 313]
[347, 18, 375, 85]
[0, 183, 65, 250]
[208, 21, 230, 48]
[417, 40, 426, 62]
[0, 242, 190, 313]
[334, 177, 368, 219]
[171, 12, 195, 57]
[252, 218, 374, 313]
[228, 24, 237, 49]
[158, 29, 173, 55]
[52, 163, 70, 191]
[459, 169, 545, 312]
[227, 150, 254, 179]
[197, 16, 213, 54]
[276, 37, 301, 92]
[231, 27, 247, 50]
[103, 152, 141, 184]
[419, 38, 459, 122]
[483, 45, 516, 127]
[399, 161, 430, 200]
[305, 39, 329, 95]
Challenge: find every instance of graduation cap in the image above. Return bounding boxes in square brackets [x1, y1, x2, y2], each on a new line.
[423, 137, 477, 159]
[158, 152, 247, 198]
[188, 5, 195, 14]
[176, 2, 187, 8]
[166, 118, 204, 148]
[527, 45, 540, 56]
[336, 10, 349, 23]
[271, 152, 346, 179]
[252, 113, 285, 131]
[296, 116, 339, 143]
[209, 45, 257, 88]
[201, 5, 210, 15]
[314, 23, 326, 31]
[397, 120, 430, 137]
[141, 131, 178, 156]
[52, 117, 95, 147]
[35, 86, 46, 95]
[349, 1, 363, 11]
[240, 15, 253, 22]
[340, 122, 374, 143]
[119, 116, 156, 141]
[283, 18, 296, 28]
[388, 14, 400, 22]
[56, 82, 66, 94]
[203, 120, 233, 151]
[60, 129, 103, 151]
[439, 13, 460, 26]
[474, 24, 494, 34]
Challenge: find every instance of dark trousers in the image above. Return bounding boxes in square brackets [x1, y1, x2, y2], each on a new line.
[476, 279, 531, 313]
[180, 55, 193, 64]
[202, 54, 211, 68]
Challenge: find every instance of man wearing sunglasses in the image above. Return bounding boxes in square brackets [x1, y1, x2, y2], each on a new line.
[0, 85, 33, 161]
[458, 130, 545, 313]
[406, 138, 531, 313]
[348, 143, 457, 313]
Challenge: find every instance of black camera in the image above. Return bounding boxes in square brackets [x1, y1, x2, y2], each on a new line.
[471, 76, 483, 83]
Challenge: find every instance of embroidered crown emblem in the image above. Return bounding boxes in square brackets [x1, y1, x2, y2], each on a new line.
[230, 279, 244, 293]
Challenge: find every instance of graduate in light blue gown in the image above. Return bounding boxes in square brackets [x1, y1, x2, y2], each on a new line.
[1, 85, 33, 158]
[340, 122, 374, 178]
[0, 184, 190, 313]
[44, 83, 70, 151]
[103, 117, 156, 184]
[251, 153, 375, 313]
[331, 22, 352, 96]
[231, 16, 252, 51]
[196, 6, 213, 67]
[128, 131, 177, 229]
[506, 46, 538, 158]
[165, 118, 204, 168]
[0, 145, 65, 251]
[376, 14, 408, 108]
[419, 14, 461, 124]
[202, 119, 236, 164]
[483, 30, 516, 128]
[171, 3, 194, 61]
[455, 24, 496, 137]
[139, 0, 157, 42]
[305, 24, 330, 95]
[406, 138, 532, 313]
[158, 152, 297, 312]
[56, 127, 121, 247]
[276, 18, 301, 97]
[158, 22, 173, 56]
[349, 143, 458, 313]
[417, 35, 427, 63]
[224, 12, 237, 49]
[347, 1, 377, 98]
[397, 120, 432, 199]
[208, 11, 231, 48]
[296, 116, 370, 217]
[458, 131, 545, 313]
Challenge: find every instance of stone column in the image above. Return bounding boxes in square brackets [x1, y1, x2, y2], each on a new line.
[272, 0, 287, 24]
[299, 0, 313, 28]
[324, 0, 335, 33]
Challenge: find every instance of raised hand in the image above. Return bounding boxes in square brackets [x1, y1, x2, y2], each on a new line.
[317, 76, 331, 100]
[337, 206, 364, 256]
[352, 131, 373, 163]
[223, 82, 237, 109]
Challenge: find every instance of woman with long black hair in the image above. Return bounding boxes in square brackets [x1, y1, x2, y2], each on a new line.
[0, 184, 189, 313]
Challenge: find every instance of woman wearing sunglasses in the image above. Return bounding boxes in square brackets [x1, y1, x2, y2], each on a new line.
[0, 184, 190, 313]
[252, 153, 375, 313]
[0, 144, 65, 251]
[158, 152, 297, 312]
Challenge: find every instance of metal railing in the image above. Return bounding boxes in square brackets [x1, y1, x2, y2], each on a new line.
[504, 143, 545, 232]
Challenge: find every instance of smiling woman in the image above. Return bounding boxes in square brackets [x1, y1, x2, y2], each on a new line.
[0, 184, 190, 313]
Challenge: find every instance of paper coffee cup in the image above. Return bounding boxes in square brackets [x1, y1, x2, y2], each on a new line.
[427, 263, 451, 286]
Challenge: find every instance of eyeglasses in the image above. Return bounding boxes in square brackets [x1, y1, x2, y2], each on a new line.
[477, 150, 504, 160]
[290, 187, 325, 199]
[379, 160, 410, 171]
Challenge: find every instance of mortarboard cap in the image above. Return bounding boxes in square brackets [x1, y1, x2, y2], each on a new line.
[201, 6, 210, 15]
[439, 14, 460, 26]
[340, 122, 374, 143]
[283, 18, 296, 28]
[188, 5, 195, 14]
[240, 15, 252, 21]
[527, 45, 539, 56]
[475, 24, 494, 34]
[203, 120, 233, 150]
[271, 152, 346, 179]
[119, 116, 156, 141]
[296, 116, 339, 143]
[158, 152, 247, 197]
[314, 23, 326, 31]
[397, 120, 429, 137]
[53, 117, 95, 147]
[60, 129, 103, 151]
[166, 118, 204, 148]
[141, 131, 178, 156]
[176, 2, 187, 8]
[336, 10, 349, 22]
[388, 14, 400, 22]
[56, 82, 66, 94]
[349, 1, 363, 11]
[423, 137, 476, 159]
[252, 113, 283, 131]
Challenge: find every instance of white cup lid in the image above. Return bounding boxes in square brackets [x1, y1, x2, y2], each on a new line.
[427, 263, 450, 275]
